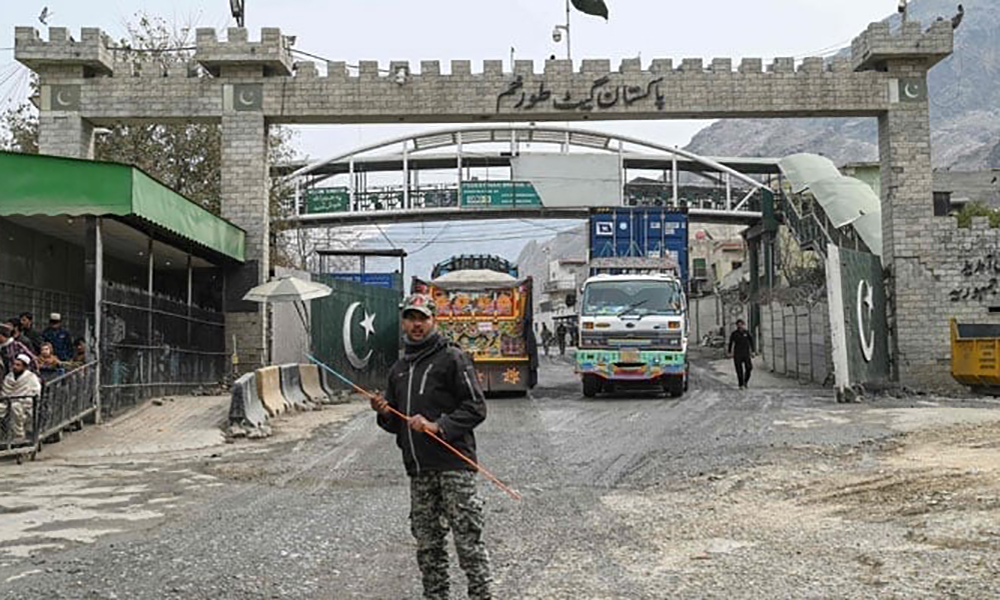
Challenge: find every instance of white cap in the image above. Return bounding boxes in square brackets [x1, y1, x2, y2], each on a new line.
[14, 353, 32, 366]
[50, 312, 61, 322]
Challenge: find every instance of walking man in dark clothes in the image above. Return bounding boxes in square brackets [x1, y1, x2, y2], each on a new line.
[371, 293, 493, 600]
[556, 322, 568, 356]
[728, 319, 755, 389]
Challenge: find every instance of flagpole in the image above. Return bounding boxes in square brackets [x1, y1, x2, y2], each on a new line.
[565, 0, 572, 61]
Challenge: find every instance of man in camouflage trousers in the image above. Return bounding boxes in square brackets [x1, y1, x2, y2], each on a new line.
[372, 293, 492, 600]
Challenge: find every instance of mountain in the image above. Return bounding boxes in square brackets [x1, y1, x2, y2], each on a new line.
[685, 0, 1000, 169]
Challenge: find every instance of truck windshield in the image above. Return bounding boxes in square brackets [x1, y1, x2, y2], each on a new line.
[581, 281, 684, 316]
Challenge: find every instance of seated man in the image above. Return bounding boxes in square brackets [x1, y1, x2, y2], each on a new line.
[0, 354, 41, 440]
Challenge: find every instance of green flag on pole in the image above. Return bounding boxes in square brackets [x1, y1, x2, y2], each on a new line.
[571, 0, 609, 20]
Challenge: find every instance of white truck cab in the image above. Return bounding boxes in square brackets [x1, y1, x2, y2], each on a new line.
[575, 273, 689, 397]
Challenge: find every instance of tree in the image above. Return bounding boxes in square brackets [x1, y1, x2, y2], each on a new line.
[0, 99, 38, 154]
[0, 13, 301, 264]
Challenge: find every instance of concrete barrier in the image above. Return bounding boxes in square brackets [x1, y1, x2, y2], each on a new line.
[280, 364, 313, 411]
[299, 365, 330, 404]
[256, 366, 288, 417]
[321, 368, 351, 398]
[229, 372, 269, 428]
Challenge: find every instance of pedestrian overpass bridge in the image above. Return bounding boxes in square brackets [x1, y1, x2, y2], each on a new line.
[278, 126, 782, 227]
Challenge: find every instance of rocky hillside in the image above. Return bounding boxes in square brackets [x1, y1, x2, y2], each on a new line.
[686, 0, 1000, 169]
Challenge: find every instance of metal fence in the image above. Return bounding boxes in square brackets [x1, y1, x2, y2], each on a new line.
[759, 301, 832, 386]
[0, 362, 99, 462]
[0, 394, 38, 461]
[37, 361, 98, 443]
[101, 284, 227, 416]
[0, 280, 86, 338]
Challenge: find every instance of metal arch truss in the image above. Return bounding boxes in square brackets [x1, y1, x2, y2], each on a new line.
[282, 125, 779, 227]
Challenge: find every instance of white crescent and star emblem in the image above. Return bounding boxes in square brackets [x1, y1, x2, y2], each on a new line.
[856, 279, 876, 362]
[360, 310, 376, 338]
[238, 89, 257, 106]
[343, 302, 377, 369]
[896, 78, 926, 103]
[49, 86, 79, 110]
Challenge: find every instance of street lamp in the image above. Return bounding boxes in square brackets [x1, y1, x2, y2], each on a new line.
[552, 0, 571, 60]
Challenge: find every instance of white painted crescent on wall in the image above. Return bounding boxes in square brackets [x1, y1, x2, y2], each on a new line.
[55, 90, 72, 107]
[343, 301, 373, 369]
[856, 279, 876, 362]
[903, 83, 922, 99]
[238, 89, 257, 106]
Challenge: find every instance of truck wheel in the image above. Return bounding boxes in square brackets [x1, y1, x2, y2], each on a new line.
[664, 376, 684, 398]
[582, 375, 600, 398]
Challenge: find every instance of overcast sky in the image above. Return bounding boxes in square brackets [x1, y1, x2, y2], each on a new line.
[2, 0, 895, 159]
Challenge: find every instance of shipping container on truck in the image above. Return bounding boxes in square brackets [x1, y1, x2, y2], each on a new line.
[412, 263, 538, 396]
[576, 208, 690, 397]
[588, 207, 689, 286]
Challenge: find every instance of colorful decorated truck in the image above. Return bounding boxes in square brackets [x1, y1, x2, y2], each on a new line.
[412, 265, 538, 395]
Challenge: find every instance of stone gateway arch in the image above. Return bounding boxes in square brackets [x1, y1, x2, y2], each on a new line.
[16, 20, 965, 386]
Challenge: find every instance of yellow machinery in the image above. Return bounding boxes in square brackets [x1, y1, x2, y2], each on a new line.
[950, 318, 1000, 392]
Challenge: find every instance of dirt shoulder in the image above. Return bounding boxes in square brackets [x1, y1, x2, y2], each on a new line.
[601, 417, 1000, 598]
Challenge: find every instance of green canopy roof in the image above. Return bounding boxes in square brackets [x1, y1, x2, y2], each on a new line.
[0, 151, 245, 263]
[778, 152, 882, 257]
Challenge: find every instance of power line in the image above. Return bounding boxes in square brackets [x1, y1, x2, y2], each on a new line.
[372, 222, 397, 249]
[407, 223, 452, 255]
[105, 45, 196, 53]
[290, 48, 393, 74]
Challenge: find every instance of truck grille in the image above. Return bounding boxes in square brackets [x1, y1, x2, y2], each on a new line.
[580, 332, 682, 350]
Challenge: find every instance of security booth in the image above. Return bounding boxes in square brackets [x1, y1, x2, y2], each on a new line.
[0, 151, 246, 427]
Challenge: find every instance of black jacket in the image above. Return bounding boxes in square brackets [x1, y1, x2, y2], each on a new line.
[378, 334, 487, 476]
[729, 328, 755, 358]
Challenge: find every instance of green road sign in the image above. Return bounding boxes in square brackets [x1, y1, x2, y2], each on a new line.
[460, 181, 542, 207]
[304, 187, 350, 214]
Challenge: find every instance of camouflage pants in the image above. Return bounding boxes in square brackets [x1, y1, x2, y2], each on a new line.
[410, 470, 492, 600]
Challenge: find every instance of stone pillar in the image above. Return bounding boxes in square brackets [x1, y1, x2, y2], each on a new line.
[38, 113, 95, 159]
[222, 112, 270, 372]
[878, 67, 935, 384]
[15, 27, 110, 159]
[84, 216, 103, 422]
[195, 29, 292, 374]
[852, 21, 953, 387]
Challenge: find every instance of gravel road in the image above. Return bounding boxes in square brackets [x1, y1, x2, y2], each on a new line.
[2, 349, 999, 599]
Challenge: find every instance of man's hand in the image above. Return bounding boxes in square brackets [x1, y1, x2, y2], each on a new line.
[408, 414, 441, 435]
[370, 394, 390, 415]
